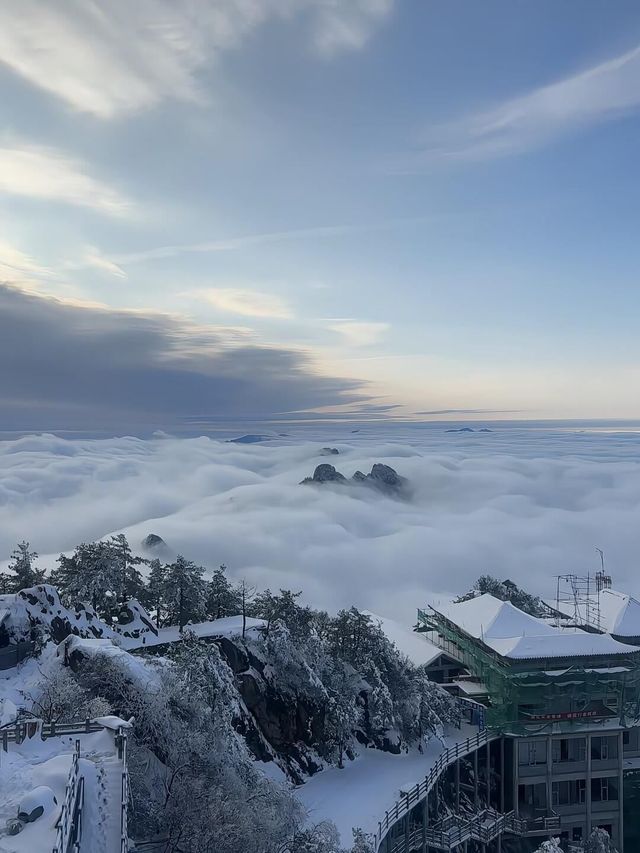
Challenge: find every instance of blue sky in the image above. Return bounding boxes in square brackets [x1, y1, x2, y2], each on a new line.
[2, 0, 640, 428]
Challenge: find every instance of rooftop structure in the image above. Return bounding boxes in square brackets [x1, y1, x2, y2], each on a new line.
[418, 592, 640, 733]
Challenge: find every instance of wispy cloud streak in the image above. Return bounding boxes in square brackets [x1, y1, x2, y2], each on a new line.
[0, 143, 131, 215]
[417, 43, 640, 163]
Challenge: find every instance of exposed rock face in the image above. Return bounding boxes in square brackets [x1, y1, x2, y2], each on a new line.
[301, 462, 409, 496]
[300, 464, 347, 485]
[142, 533, 165, 550]
[0, 584, 158, 649]
[227, 434, 270, 444]
[141, 533, 173, 560]
[319, 447, 340, 456]
[368, 463, 405, 491]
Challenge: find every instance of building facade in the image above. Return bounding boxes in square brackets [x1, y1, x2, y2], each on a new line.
[414, 591, 640, 852]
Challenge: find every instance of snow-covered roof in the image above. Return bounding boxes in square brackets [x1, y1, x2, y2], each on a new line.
[363, 611, 444, 667]
[596, 588, 640, 638]
[431, 594, 638, 661]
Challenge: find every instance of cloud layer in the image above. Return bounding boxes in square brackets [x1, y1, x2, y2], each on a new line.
[1, 428, 639, 625]
[0, 284, 364, 430]
[0, 0, 393, 118]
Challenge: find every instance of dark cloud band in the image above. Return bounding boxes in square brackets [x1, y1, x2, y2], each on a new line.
[0, 284, 367, 432]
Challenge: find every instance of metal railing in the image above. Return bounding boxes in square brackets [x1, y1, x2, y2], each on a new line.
[386, 808, 562, 853]
[4, 718, 130, 853]
[118, 727, 130, 853]
[375, 726, 496, 848]
[2, 718, 104, 751]
[52, 739, 83, 853]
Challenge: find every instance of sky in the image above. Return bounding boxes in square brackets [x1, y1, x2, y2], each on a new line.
[2, 0, 640, 430]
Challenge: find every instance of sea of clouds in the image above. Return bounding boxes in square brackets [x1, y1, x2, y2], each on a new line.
[1, 425, 640, 624]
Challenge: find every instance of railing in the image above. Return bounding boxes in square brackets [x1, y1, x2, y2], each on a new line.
[118, 727, 130, 853]
[4, 718, 130, 853]
[388, 810, 510, 853]
[506, 812, 561, 834]
[52, 739, 83, 853]
[386, 808, 562, 853]
[1, 718, 103, 751]
[375, 725, 496, 848]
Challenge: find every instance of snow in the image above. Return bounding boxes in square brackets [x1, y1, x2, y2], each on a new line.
[432, 594, 638, 660]
[596, 588, 640, 638]
[121, 614, 266, 650]
[92, 715, 132, 730]
[449, 680, 488, 696]
[61, 636, 163, 688]
[0, 645, 61, 724]
[18, 785, 57, 821]
[363, 611, 443, 667]
[0, 728, 118, 853]
[295, 724, 478, 845]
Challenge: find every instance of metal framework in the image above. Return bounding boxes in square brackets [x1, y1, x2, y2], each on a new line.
[417, 608, 640, 734]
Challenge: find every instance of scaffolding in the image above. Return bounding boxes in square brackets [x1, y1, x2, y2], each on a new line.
[417, 607, 640, 734]
[554, 569, 612, 632]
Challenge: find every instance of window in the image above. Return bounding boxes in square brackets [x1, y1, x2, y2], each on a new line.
[519, 740, 546, 766]
[623, 731, 631, 748]
[591, 736, 617, 761]
[552, 737, 586, 763]
[552, 780, 586, 807]
[591, 777, 618, 802]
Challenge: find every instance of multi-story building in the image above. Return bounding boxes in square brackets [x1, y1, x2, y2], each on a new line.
[415, 591, 640, 852]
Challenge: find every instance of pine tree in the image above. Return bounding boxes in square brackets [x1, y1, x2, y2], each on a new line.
[324, 659, 361, 768]
[164, 556, 206, 629]
[205, 565, 242, 620]
[50, 541, 120, 615]
[109, 534, 145, 602]
[145, 559, 168, 628]
[252, 588, 310, 639]
[6, 541, 44, 592]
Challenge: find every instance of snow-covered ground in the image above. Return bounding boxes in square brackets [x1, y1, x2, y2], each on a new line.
[0, 728, 123, 853]
[295, 723, 478, 845]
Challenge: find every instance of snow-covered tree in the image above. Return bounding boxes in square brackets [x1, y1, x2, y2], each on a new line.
[253, 588, 314, 639]
[109, 534, 145, 601]
[582, 828, 618, 853]
[533, 839, 562, 853]
[163, 555, 206, 629]
[5, 541, 44, 592]
[144, 558, 168, 627]
[350, 828, 375, 853]
[50, 541, 121, 614]
[324, 660, 361, 768]
[277, 821, 343, 853]
[26, 664, 110, 723]
[401, 670, 459, 745]
[455, 575, 547, 617]
[205, 565, 242, 620]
